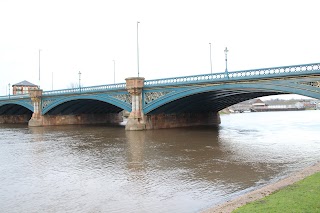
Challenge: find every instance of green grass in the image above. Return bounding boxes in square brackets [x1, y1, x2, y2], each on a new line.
[233, 172, 320, 213]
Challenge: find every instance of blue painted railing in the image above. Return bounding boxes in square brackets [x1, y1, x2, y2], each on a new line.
[0, 94, 29, 100]
[144, 63, 320, 87]
[0, 83, 126, 99]
[1, 63, 320, 99]
[42, 82, 126, 96]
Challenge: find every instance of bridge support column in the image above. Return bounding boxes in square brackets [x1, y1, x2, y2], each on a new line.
[125, 77, 146, 131]
[28, 89, 44, 127]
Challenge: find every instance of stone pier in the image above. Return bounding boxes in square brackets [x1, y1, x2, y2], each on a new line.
[125, 77, 146, 130]
[28, 89, 44, 127]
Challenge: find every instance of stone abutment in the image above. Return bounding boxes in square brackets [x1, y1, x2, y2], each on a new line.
[144, 112, 221, 130]
[0, 114, 31, 124]
[30, 113, 122, 126]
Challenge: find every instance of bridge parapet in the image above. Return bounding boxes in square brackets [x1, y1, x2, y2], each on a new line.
[144, 63, 320, 87]
[42, 83, 126, 96]
[0, 94, 29, 100]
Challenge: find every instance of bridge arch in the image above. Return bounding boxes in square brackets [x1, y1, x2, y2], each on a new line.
[143, 83, 320, 114]
[42, 94, 131, 115]
[0, 102, 33, 115]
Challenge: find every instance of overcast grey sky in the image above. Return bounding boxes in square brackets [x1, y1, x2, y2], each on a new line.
[1, 0, 320, 98]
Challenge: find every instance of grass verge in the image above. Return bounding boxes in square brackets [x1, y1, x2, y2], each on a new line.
[233, 172, 320, 213]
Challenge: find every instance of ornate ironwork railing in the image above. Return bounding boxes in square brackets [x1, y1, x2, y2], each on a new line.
[0, 95, 9, 100]
[144, 63, 320, 87]
[42, 82, 126, 96]
[1, 63, 320, 100]
[0, 94, 29, 100]
[0, 83, 126, 99]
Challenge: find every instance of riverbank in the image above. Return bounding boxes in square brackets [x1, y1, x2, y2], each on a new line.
[202, 161, 320, 213]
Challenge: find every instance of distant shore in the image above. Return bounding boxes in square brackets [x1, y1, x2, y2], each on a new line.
[201, 161, 320, 213]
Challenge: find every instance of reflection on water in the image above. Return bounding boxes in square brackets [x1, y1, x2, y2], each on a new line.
[0, 111, 320, 213]
[126, 131, 146, 171]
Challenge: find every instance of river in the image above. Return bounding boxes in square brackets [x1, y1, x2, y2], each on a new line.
[0, 110, 319, 213]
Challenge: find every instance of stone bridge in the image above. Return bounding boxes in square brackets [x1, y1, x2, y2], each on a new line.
[1, 63, 320, 130]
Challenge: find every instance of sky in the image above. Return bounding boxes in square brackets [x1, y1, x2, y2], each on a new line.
[1, 0, 320, 98]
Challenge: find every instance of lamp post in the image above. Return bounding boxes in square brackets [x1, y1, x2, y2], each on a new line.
[8, 83, 10, 99]
[38, 49, 41, 88]
[137, 21, 140, 77]
[209, 43, 212, 74]
[52, 72, 53, 90]
[224, 47, 229, 77]
[78, 71, 81, 92]
[113, 60, 115, 84]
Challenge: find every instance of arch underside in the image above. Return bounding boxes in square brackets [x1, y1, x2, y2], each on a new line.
[0, 104, 33, 115]
[45, 99, 123, 115]
[147, 90, 284, 114]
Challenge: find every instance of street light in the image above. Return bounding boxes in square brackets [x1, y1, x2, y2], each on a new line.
[78, 71, 81, 92]
[8, 83, 10, 99]
[113, 60, 116, 84]
[209, 43, 212, 74]
[137, 21, 140, 77]
[38, 49, 41, 88]
[224, 47, 229, 77]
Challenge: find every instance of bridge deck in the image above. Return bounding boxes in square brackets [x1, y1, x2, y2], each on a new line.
[1, 63, 320, 99]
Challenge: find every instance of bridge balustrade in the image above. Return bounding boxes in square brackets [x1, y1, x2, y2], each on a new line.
[42, 83, 126, 96]
[0, 94, 29, 100]
[1, 63, 320, 99]
[144, 63, 320, 87]
[0, 83, 127, 99]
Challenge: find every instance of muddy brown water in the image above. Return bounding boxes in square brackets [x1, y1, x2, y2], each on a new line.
[0, 110, 319, 213]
